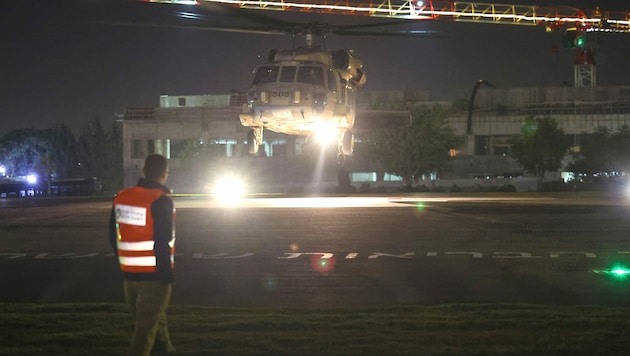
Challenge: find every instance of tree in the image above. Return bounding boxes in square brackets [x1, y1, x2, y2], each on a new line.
[356, 104, 464, 190]
[46, 123, 80, 178]
[0, 128, 56, 178]
[511, 117, 568, 191]
[102, 121, 123, 192]
[609, 125, 630, 173]
[568, 125, 630, 181]
[76, 117, 122, 193]
[0, 120, 122, 195]
[567, 126, 613, 176]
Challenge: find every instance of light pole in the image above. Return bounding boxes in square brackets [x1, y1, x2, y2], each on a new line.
[466, 80, 495, 156]
[467, 79, 495, 135]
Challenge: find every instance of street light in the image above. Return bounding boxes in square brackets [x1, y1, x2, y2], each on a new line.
[467, 79, 495, 134]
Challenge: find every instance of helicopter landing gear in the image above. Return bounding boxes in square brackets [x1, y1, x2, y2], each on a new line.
[336, 143, 353, 193]
[336, 129, 354, 190]
[340, 129, 354, 156]
[247, 127, 263, 155]
[337, 152, 345, 166]
[336, 154, 352, 193]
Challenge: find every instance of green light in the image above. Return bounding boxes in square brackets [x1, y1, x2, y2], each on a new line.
[522, 119, 538, 136]
[311, 255, 336, 273]
[611, 268, 630, 276]
[575, 36, 586, 47]
[562, 29, 586, 48]
[593, 265, 630, 278]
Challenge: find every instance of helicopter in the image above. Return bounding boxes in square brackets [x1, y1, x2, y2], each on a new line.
[217, 17, 424, 161]
[186, 6, 418, 159]
[99, 1, 427, 161]
[241, 36, 365, 156]
[239, 30, 414, 159]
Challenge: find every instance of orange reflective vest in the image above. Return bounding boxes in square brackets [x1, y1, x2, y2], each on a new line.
[113, 186, 175, 274]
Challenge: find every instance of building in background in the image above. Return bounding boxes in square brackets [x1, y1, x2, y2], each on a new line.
[120, 87, 630, 193]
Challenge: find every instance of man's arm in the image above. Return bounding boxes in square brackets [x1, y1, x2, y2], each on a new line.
[108, 206, 118, 256]
[152, 196, 174, 284]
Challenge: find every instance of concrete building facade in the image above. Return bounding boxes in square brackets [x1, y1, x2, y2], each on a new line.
[120, 86, 630, 193]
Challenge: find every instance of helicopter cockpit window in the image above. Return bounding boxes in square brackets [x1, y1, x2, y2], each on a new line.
[297, 66, 324, 86]
[327, 68, 337, 92]
[279, 66, 296, 83]
[253, 66, 279, 85]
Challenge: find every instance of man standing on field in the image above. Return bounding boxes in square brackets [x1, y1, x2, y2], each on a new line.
[109, 154, 176, 356]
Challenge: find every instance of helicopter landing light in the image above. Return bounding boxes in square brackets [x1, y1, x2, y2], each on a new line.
[212, 175, 245, 206]
[313, 123, 338, 146]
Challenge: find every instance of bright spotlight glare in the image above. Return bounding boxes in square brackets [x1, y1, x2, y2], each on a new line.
[593, 265, 630, 278]
[313, 125, 338, 146]
[212, 176, 245, 204]
[26, 174, 37, 184]
[611, 268, 630, 276]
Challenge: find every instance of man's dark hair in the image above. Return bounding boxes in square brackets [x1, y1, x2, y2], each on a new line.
[143, 154, 168, 181]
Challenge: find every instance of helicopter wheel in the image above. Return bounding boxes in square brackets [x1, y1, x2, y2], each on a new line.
[247, 127, 263, 155]
[337, 152, 345, 166]
[340, 130, 354, 156]
[335, 153, 353, 193]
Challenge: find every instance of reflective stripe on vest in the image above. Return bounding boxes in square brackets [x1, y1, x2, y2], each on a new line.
[114, 186, 174, 274]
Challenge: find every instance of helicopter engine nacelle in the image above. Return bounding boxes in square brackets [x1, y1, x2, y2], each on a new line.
[331, 50, 366, 88]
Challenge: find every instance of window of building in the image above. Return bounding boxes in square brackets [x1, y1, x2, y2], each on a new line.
[178, 97, 186, 106]
[132, 140, 145, 159]
[350, 172, 402, 182]
[170, 139, 191, 159]
[351, 172, 377, 182]
[474, 135, 490, 155]
[209, 139, 238, 157]
[269, 139, 287, 157]
[384, 173, 403, 182]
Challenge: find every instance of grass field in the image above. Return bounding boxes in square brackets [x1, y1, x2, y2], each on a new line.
[2, 303, 630, 355]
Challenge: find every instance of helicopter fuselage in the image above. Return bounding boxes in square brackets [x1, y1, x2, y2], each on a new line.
[240, 48, 365, 155]
[240, 63, 355, 135]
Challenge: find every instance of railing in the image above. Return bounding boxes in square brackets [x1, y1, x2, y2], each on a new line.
[194, 0, 630, 31]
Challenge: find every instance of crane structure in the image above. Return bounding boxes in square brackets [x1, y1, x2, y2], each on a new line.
[149, 0, 630, 87]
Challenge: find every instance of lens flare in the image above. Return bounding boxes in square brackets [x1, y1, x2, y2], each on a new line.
[311, 255, 336, 273]
[212, 176, 245, 205]
[593, 265, 630, 278]
[262, 275, 279, 291]
[610, 267, 630, 276]
[313, 124, 338, 146]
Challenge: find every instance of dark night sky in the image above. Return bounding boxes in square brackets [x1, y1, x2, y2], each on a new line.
[1, 0, 630, 136]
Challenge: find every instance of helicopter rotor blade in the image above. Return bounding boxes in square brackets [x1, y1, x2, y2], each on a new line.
[196, 2, 297, 28]
[90, 0, 293, 35]
[92, 0, 441, 38]
[97, 20, 287, 35]
[334, 29, 442, 37]
[329, 19, 441, 37]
